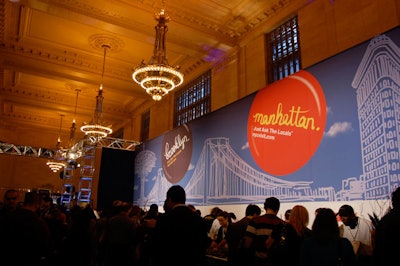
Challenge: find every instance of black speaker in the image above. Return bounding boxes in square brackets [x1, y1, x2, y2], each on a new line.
[97, 147, 136, 211]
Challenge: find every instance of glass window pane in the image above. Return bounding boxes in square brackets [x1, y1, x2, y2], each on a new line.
[266, 16, 301, 83]
[174, 70, 211, 127]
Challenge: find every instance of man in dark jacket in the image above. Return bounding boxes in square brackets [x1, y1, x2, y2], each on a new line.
[152, 185, 209, 266]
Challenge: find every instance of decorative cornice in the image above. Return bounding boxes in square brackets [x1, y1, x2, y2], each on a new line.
[39, 0, 235, 45]
[169, 0, 292, 40]
[1, 79, 133, 118]
[1, 37, 209, 87]
[2, 107, 51, 125]
[35, 0, 292, 45]
[0, 43, 136, 94]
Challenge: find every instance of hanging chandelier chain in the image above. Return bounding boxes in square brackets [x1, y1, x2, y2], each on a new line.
[68, 89, 81, 149]
[47, 114, 67, 172]
[101, 44, 110, 87]
[57, 114, 65, 146]
[73, 89, 80, 122]
[80, 43, 112, 139]
[58, 114, 64, 135]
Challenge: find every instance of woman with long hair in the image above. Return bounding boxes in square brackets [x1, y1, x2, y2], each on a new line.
[299, 208, 356, 266]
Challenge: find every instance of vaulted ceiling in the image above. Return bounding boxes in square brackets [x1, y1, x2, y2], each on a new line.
[0, 0, 308, 146]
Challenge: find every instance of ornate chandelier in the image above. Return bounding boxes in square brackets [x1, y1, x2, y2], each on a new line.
[81, 44, 112, 139]
[132, 4, 183, 101]
[65, 89, 84, 161]
[46, 161, 66, 173]
[68, 89, 80, 148]
[47, 114, 67, 172]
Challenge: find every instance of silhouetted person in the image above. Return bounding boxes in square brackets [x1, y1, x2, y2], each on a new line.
[152, 185, 208, 266]
[205, 206, 224, 245]
[299, 208, 356, 266]
[104, 202, 138, 266]
[267, 205, 312, 266]
[208, 211, 234, 257]
[0, 191, 53, 265]
[373, 186, 400, 265]
[284, 209, 291, 222]
[226, 204, 261, 266]
[140, 203, 160, 266]
[59, 204, 97, 266]
[0, 189, 19, 217]
[244, 197, 283, 266]
[337, 204, 374, 265]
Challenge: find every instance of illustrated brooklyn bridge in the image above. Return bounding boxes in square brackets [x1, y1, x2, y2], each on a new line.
[134, 137, 339, 206]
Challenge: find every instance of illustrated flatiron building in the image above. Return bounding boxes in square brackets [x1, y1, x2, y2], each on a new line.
[352, 34, 400, 200]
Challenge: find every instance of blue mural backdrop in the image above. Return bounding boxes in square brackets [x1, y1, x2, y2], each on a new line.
[133, 26, 400, 207]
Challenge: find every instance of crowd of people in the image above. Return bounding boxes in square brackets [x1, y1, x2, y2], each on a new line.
[0, 185, 399, 266]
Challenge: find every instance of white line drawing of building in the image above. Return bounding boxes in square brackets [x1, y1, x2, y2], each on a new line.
[352, 34, 400, 200]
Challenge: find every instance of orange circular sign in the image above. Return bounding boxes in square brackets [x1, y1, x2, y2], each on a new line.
[247, 70, 327, 176]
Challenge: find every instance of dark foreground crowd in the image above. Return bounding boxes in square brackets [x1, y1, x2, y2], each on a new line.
[0, 185, 399, 266]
